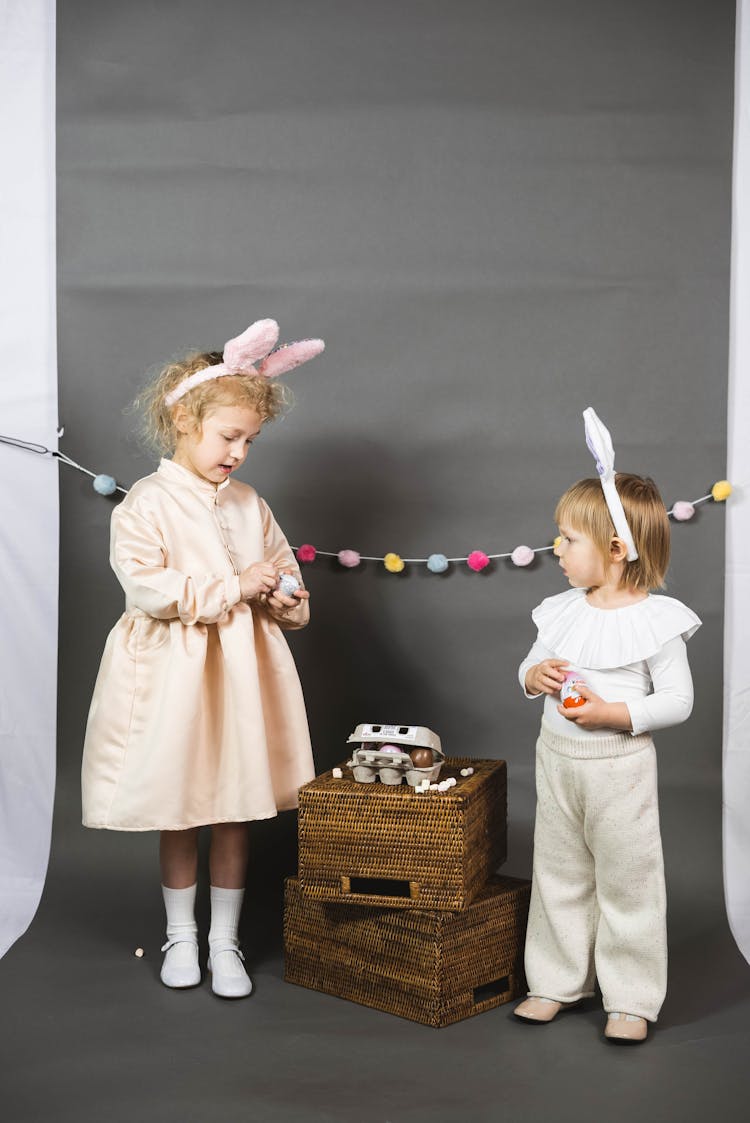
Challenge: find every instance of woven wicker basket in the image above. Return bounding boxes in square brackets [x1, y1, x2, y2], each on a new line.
[298, 757, 506, 911]
[284, 874, 530, 1027]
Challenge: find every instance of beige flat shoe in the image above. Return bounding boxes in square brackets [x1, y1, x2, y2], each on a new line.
[514, 996, 579, 1023]
[604, 1012, 648, 1043]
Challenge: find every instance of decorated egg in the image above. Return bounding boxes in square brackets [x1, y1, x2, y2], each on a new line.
[561, 673, 586, 709]
[277, 573, 300, 597]
[410, 748, 434, 768]
[380, 744, 401, 754]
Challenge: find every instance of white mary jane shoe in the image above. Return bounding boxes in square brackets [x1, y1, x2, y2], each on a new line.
[208, 941, 253, 999]
[160, 938, 201, 989]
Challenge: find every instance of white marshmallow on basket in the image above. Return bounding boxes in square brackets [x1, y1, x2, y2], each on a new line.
[332, 767, 343, 779]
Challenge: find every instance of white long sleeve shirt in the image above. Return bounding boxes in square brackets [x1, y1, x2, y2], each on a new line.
[518, 588, 700, 741]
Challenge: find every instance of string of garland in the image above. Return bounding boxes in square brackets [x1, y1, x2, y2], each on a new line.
[0, 432, 734, 573]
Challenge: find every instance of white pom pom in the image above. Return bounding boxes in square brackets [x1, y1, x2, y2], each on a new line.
[511, 545, 535, 567]
[672, 501, 695, 522]
[332, 767, 343, 779]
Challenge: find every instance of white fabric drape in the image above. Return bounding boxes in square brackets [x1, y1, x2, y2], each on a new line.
[724, 0, 750, 967]
[0, 0, 58, 959]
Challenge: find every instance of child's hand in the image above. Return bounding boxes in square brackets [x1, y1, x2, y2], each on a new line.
[240, 562, 279, 601]
[525, 659, 568, 696]
[556, 685, 632, 731]
[266, 570, 310, 612]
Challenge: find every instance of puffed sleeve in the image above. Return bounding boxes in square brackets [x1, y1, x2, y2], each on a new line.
[110, 503, 242, 625]
[259, 497, 310, 631]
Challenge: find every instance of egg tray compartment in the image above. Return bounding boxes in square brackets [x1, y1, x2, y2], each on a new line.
[348, 746, 445, 787]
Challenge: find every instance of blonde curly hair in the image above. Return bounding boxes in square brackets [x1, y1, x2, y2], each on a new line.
[134, 351, 292, 455]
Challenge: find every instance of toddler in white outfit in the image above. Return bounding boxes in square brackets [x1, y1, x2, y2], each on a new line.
[514, 410, 700, 1044]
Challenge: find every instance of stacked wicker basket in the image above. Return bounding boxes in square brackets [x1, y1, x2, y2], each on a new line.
[284, 753, 531, 1027]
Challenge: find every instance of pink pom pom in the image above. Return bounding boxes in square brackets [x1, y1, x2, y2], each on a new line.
[296, 544, 317, 563]
[511, 545, 535, 567]
[672, 501, 695, 522]
[467, 551, 490, 572]
[338, 549, 361, 568]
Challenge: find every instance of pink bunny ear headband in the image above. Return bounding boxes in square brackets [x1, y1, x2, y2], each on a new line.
[164, 318, 325, 407]
[583, 406, 639, 561]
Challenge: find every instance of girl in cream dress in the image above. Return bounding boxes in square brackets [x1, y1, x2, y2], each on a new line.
[82, 319, 324, 998]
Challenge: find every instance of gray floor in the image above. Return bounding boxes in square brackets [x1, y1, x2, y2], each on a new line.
[2, 803, 750, 1123]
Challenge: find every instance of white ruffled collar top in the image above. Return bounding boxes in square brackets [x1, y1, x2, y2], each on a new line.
[532, 587, 701, 670]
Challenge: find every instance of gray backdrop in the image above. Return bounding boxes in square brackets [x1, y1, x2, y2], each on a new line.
[8, 1, 745, 1120]
[56, 0, 731, 879]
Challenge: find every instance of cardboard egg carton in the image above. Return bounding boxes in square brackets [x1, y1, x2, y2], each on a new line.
[346, 723, 444, 786]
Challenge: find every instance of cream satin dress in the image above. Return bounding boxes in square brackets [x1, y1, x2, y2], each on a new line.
[81, 458, 314, 831]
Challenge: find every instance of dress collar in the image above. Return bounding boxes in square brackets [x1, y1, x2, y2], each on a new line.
[157, 458, 231, 498]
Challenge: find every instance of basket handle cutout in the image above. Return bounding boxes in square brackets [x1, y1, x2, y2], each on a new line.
[341, 876, 420, 899]
[473, 977, 510, 1005]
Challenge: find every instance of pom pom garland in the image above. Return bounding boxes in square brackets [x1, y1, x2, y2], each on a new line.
[384, 552, 405, 573]
[511, 545, 535, 567]
[338, 549, 361, 568]
[671, 501, 695, 522]
[0, 432, 735, 579]
[467, 551, 490, 572]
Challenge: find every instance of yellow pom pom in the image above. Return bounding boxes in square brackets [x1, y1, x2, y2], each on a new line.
[553, 535, 562, 550]
[711, 479, 732, 502]
[384, 552, 405, 573]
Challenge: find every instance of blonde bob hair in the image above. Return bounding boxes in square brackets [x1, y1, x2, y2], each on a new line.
[555, 474, 671, 592]
[135, 351, 292, 455]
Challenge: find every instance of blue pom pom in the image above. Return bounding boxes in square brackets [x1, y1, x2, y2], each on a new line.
[93, 474, 117, 496]
[427, 553, 449, 574]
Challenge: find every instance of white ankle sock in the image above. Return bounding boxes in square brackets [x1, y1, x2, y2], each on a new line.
[163, 883, 198, 939]
[208, 886, 251, 992]
[208, 886, 244, 947]
[161, 884, 199, 982]
[162, 883, 198, 946]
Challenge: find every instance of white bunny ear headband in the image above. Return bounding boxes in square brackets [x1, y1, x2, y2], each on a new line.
[583, 406, 639, 561]
[164, 318, 325, 407]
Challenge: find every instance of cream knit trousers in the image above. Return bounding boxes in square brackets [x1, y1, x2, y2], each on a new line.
[525, 720, 668, 1022]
